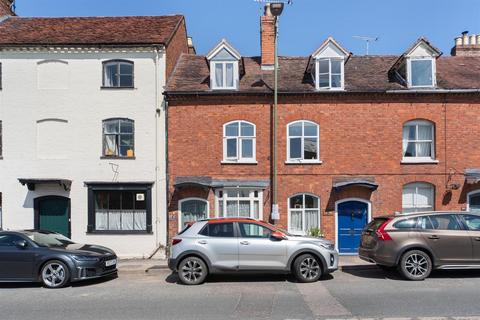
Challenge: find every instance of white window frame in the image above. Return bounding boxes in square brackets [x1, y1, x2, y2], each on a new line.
[407, 57, 436, 88]
[287, 193, 321, 236]
[467, 190, 480, 212]
[315, 57, 344, 90]
[222, 120, 256, 163]
[210, 61, 238, 90]
[178, 198, 209, 232]
[286, 120, 320, 163]
[402, 182, 435, 213]
[215, 188, 263, 220]
[402, 120, 436, 163]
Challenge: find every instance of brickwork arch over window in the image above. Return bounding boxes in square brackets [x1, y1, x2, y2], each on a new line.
[402, 182, 435, 213]
[223, 120, 256, 163]
[287, 120, 319, 163]
[102, 60, 134, 88]
[102, 118, 135, 158]
[402, 120, 435, 163]
[288, 193, 320, 235]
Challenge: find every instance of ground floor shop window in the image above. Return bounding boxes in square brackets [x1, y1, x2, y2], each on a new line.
[288, 193, 320, 235]
[215, 189, 262, 219]
[86, 182, 152, 234]
[179, 198, 208, 231]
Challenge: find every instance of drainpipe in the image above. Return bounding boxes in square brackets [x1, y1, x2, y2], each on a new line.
[272, 16, 279, 223]
[154, 46, 160, 254]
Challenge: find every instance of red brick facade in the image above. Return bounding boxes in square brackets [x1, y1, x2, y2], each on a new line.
[167, 94, 480, 243]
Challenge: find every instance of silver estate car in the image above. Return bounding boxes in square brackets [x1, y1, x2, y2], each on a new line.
[168, 218, 338, 285]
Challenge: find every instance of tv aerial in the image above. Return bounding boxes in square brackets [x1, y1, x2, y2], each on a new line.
[353, 35, 379, 55]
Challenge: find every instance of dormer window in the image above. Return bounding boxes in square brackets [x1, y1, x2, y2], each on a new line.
[310, 37, 350, 91]
[206, 39, 242, 90]
[391, 38, 441, 89]
[317, 58, 344, 89]
[408, 58, 434, 87]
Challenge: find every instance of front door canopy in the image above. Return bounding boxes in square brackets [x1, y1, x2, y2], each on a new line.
[333, 179, 378, 191]
[18, 178, 72, 191]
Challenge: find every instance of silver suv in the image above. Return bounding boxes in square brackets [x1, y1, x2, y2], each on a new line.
[168, 218, 338, 285]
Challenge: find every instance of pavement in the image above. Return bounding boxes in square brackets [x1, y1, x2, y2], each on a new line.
[118, 255, 375, 274]
[3, 267, 480, 320]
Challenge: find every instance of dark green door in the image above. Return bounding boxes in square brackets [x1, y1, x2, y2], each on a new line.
[35, 196, 70, 238]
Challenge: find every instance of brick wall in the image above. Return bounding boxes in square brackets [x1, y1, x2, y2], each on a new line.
[165, 17, 189, 81]
[167, 93, 480, 243]
[260, 16, 276, 67]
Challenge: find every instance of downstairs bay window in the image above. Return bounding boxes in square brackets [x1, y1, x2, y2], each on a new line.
[215, 189, 262, 219]
[86, 182, 152, 234]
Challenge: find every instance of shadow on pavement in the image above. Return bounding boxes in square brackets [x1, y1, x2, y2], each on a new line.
[343, 266, 480, 280]
[165, 271, 334, 285]
[0, 273, 118, 289]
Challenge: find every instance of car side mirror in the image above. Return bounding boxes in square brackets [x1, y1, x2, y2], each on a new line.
[15, 240, 28, 249]
[270, 231, 287, 241]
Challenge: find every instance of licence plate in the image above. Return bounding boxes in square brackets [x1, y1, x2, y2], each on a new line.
[105, 259, 117, 267]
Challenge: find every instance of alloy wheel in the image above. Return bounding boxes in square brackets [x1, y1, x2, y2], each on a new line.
[404, 253, 428, 277]
[299, 257, 320, 280]
[181, 259, 204, 283]
[42, 262, 67, 288]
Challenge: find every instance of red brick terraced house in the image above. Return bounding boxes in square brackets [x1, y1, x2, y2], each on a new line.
[165, 8, 480, 255]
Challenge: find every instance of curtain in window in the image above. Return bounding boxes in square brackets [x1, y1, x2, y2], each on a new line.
[121, 211, 134, 231]
[134, 211, 147, 230]
[95, 210, 108, 230]
[108, 211, 122, 230]
[104, 135, 118, 156]
[181, 200, 207, 228]
[239, 201, 250, 217]
[290, 210, 302, 232]
[226, 63, 234, 87]
[226, 201, 238, 217]
[402, 126, 409, 156]
[215, 63, 223, 87]
[417, 125, 432, 157]
[305, 210, 319, 231]
[104, 64, 117, 87]
[253, 201, 260, 219]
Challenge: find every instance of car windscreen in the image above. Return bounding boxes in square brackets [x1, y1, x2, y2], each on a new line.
[25, 231, 75, 247]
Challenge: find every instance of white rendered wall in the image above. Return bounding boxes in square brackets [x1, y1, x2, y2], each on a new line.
[0, 48, 167, 258]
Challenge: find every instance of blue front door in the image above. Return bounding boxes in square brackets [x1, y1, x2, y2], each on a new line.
[337, 201, 368, 254]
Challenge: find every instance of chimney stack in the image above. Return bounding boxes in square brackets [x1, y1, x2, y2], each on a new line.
[261, 4, 277, 69]
[0, 0, 15, 16]
[451, 31, 480, 56]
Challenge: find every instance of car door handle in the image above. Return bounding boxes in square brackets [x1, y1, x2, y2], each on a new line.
[240, 241, 250, 245]
[474, 237, 480, 242]
[428, 235, 440, 240]
[198, 240, 207, 245]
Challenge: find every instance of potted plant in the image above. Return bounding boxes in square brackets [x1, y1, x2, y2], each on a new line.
[308, 227, 324, 238]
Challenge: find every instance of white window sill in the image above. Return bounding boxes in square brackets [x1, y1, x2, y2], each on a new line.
[316, 87, 345, 91]
[285, 160, 323, 165]
[221, 160, 258, 165]
[401, 158, 439, 164]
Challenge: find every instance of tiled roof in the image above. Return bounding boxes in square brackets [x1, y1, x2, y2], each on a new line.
[165, 54, 480, 94]
[0, 15, 183, 46]
[0, 0, 15, 16]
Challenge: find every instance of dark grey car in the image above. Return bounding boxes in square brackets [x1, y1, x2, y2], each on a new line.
[359, 211, 480, 280]
[0, 230, 117, 288]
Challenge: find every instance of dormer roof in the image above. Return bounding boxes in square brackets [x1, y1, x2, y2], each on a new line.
[311, 37, 351, 59]
[206, 38, 242, 61]
[390, 37, 442, 73]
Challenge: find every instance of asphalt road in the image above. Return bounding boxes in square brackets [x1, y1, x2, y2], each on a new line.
[2, 268, 480, 320]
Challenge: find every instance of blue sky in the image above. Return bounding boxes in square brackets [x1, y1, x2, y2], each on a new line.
[16, 0, 480, 57]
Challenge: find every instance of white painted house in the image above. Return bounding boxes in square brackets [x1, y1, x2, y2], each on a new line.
[0, 5, 190, 257]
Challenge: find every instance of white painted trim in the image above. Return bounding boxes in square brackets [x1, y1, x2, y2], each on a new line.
[222, 120, 256, 162]
[214, 188, 263, 220]
[401, 159, 439, 164]
[287, 193, 321, 236]
[466, 190, 480, 212]
[178, 198, 209, 232]
[315, 57, 345, 90]
[286, 120, 320, 163]
[210, 60, 239, 90]
[284, 160, 323, 165]
[402, 120, 436, 161]
[402, 182, 435, 213]
[206, 39, 242, 61]
[407, 57, 436, 88]
[334, 198, 372, 255]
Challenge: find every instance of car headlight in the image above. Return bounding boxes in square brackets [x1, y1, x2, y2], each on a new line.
[319, 242, 335, 250]
[72, 255, 99, 262]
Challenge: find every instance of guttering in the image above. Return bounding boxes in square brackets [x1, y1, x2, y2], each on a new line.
[386, 89, 480, 93]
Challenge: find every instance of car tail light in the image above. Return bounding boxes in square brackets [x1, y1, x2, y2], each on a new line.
[376, 219, 392, 241]
[172, 238, 182, 246]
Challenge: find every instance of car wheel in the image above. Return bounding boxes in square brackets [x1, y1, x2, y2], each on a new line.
[293, 254, 323, 283]
[41, 260, 70, 289]
[178, 256, 208, 285]
[398, 250, 432, 281]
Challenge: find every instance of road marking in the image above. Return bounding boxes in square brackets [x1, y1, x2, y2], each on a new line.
[296, 282, 351, 317]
